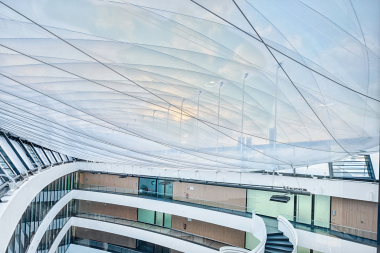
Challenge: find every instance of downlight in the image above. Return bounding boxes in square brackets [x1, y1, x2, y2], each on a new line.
[270, 195, 291, 203]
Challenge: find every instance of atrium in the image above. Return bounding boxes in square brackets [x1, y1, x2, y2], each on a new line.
[0, 0, 379, 253]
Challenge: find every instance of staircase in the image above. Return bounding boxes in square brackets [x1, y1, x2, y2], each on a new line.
[265, 230, 293, 253]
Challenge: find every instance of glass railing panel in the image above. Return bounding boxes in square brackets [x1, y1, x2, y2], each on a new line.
[280, 214, 377, 245]
[72, 237, 171, 253]
[76, 181, 376, 246]
[74, 211, 231, 250]
[72, 182, 377, 245]
[76, 183, 251, 219]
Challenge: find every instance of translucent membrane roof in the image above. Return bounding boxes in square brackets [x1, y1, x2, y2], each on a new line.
[0, 0, 379, 171]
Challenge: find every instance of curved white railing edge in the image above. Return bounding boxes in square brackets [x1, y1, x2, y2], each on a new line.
[219, 246, 250, 253]
[250, 213, 267, 253]
[47, 217, 74, 253]
[220, 213, 266, 253]
[278, 215, 298, 253]
[0, 163, 77, 253]
[49, 217, 217, 253]
[26, 192, 73, 253]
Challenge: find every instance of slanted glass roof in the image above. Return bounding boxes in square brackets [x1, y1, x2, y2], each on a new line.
[0, 0, 378, 171]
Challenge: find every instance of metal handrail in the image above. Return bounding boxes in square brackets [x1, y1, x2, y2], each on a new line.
[74, 211, 232, 250]
[0, 182, 9, 202]
[72, 238, 143, 253]
[76, 183, 249, 214]
[0, 160, 75, 198]
[75, 183, 264, 252]
[0, 181, 8, 191]
[280, 214, 377, 241]
[0, 174, 16, 190]
[75, 183, 378, 245]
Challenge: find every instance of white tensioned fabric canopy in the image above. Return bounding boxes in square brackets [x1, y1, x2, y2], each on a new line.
[0, 0, 378, 171]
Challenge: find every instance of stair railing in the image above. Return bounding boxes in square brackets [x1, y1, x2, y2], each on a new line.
[220, 211, 267, 253]
[278, 215, 298, 253]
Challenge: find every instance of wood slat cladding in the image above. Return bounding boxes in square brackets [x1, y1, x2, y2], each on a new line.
[171, 215, 245, 248]
[78, 200, 138, 220]
[74, 227, 137, 248]
[172, 182, 246, 211]
[331, 197, 378, 234]
[79, 172, 139, 193]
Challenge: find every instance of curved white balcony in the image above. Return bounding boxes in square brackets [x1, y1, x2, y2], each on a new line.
[2, 162, 374, 253]
[27, 189, 262, 253]
[49, 217, 218, 253]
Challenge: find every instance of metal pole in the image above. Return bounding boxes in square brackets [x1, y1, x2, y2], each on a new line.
[152, 110, 156, 154]
[179, 98, 186, 157]
[217, 82, 223, 155]
[273, 62, 283, 169]
[152, 110, 156, 134]
[196, 91, 202, 152]
[241, 73, 248, 155]
[166, 104, 171, 155]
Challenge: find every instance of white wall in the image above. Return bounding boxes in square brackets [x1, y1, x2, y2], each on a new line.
[49, 217, 217, 253]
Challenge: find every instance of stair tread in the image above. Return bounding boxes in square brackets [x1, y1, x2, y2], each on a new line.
[266, 232, 284, 236]
[266, 241, 293, 246]
[267, 235, 289, 240]
[265, 250, 287, 253]
[265, 245, 294, 252]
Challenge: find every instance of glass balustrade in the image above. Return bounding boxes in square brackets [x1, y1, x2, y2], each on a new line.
[75, 182, 378, 247]
[75, 183, 250, 217]
[280, 214, 377, 246]
[73, 211, 231, 250]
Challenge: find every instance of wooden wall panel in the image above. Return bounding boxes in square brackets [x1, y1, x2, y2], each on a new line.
[331, 197, 377, 237]
[172, 182, 246, 211]
[79, 172, 138, 193]
[171, 215, 245, 248]
[78, 200, 137, 220]
[75, 227, 136, 248]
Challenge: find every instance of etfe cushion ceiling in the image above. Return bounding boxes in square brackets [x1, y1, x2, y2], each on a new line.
[0, 0, 379, 171]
